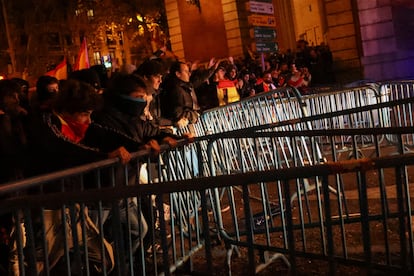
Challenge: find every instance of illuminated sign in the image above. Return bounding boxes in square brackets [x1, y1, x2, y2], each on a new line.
[246, 1, 274, 15]
[252, 27, 276, 40]
[255, 41, 278, 53]
[248, 15, 276, 27]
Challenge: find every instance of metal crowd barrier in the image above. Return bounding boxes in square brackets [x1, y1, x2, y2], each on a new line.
[181, 86, 326, 194]
[206, 125, 414, 275]
[300, 80, 414, 155]
[198, 87, 305, 135]
[177, 87, 314, 178]
[182, 81, 410, 166]
[2, 80, 414, 275]
[300, 85, 388, 156]
[0, 139, 211, 276]
[379, 80, 414, 147]
[200, 87, 414, 274]
[2, 126, 414, 275]
[176, 83, 414, 273]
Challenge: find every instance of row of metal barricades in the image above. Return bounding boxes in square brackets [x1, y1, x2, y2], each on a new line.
[1, 80, 414, 275]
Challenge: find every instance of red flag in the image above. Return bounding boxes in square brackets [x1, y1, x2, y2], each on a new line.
[45, 58, 67, 80]
[73, 37, 90, 71]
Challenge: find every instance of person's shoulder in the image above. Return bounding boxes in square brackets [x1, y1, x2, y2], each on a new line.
[40, 112, 62, 131]
[0, 112, 8, 130]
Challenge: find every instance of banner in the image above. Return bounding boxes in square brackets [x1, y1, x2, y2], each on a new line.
[45, 58, 67, 80]
[73, 37, 90, 71]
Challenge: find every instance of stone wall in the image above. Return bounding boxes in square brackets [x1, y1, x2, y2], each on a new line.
[165, 0, 184, 60]
[358, 0, 414, 80]
[164, 0, 243, 62]
[221, 0, 244, 58]
[324, 0, 363, 83]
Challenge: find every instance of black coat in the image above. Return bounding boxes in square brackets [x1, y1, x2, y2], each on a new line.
[195, 81, 219, 112]
[148, 92, 173, 127]
[0, 113, 28, 184]
[85, 105, 178, 188]
[27, 112, 107, 177]
[87, 106, 176, 153]
[161, 77, 199, 124]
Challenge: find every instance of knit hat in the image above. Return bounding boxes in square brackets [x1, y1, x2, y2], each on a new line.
[69, 69, 101, 90]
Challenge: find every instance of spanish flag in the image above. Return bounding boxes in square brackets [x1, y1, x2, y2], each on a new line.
[217, 79, 240, 106]
[73, 37, 90, 71]
[45, 58, 67, 80]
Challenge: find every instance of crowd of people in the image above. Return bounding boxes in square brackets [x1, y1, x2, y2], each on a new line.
[0, 40, 335, 274]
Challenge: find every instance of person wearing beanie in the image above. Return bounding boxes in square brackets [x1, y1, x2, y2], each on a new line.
[84, 73, 180, 261]
[69, 68, 103, 94]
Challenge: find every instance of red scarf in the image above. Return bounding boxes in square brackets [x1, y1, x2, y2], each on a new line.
[57, 114, 90, 143]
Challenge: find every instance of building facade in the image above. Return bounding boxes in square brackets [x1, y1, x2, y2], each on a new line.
[0, 0, 162, 82]
[165, 0, 414, 83]
[1, 0, 413, 83]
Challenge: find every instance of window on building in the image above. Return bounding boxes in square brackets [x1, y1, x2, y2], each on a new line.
[106, 30, 116, 46]
[93, 51, 101, 65]
[87, 9, 94, 19]
[47, 32, 61, 51]
[65, 34, 73, 46]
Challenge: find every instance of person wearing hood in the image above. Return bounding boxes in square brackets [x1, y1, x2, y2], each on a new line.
[84, 73, 184, 261]
[87, 73, 179, 149]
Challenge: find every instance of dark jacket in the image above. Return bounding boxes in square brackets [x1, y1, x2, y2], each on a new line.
[195, 80, 219, 112]
[148, 92, 173, 128]
[0, 113, 28, 184]
[27, 112, 107, 177]
[161, 77, 199, 124]
[237, 78, 255, 99]
[88, 106, 177, 153]
[85, 104, 178, 188]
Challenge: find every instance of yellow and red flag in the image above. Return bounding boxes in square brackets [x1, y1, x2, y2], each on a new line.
[73, 37, 90, 71]
[45, 58, 67, 80]
[217, 79, 240, 106]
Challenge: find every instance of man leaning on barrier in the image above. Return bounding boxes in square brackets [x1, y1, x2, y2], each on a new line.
[83, 73, 194, 264]
[9, 79, 132, 275]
